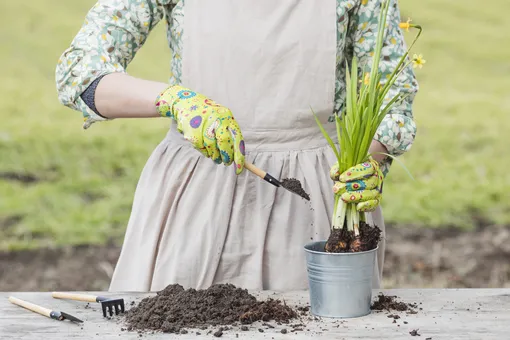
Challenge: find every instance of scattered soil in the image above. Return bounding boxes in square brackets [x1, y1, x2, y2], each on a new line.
[371, 293, 418, 314]
[123, 283, 298, 334]
[409, 329, 421, 336]
[3, 224, 510, 292]
[325, 221, 382, 253]
[280, 178, 310, 200]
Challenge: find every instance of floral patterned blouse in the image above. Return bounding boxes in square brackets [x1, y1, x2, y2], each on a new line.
[55, 0, 418, 175]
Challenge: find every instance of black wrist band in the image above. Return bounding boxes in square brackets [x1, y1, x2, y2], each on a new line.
[81, 74, 108, 119]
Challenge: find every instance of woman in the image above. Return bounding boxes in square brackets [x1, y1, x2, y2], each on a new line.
[56, 0, 418, 292]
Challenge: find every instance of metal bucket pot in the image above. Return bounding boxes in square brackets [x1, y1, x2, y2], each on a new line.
[304, 241, 377, 318]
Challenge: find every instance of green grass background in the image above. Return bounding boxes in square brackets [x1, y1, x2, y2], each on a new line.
[1, 1, 509, 251]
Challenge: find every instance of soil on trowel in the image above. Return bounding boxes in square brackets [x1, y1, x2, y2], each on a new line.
[325, 221, 382, 253]
[371, 293, 418, 314]
[280, 178, 310, 200]
[123, 283, 298, 335]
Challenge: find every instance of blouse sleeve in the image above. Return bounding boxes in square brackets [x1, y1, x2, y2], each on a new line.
[55, 0, 173, 129]
[347, 0, 419, 160]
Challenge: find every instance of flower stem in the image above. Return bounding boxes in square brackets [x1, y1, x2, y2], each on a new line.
[352, 204, 360, 237]
[332, 195, 340, 228]
[333, 199, 347, 230]
[360, 211, 366, 223]
[345, 203, 351, 231]
[345, 204, 359, 236]
[380, 25, 422, 96]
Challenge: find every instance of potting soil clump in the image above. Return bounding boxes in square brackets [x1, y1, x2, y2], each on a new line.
[325, 221, 382, 253]
[281, 178, 310, 200]
[124, 283, 298, 334]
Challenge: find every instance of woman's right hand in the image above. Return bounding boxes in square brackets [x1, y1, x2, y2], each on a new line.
[155, 85, 246, 174]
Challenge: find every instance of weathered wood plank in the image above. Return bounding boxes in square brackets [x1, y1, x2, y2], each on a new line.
[1, 289, 510, 339]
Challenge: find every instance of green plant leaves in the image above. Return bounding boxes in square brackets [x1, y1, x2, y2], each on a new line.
[311, 107, 340, 164]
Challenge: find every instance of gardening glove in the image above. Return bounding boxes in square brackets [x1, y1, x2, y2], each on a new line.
[330, 157, 384, 212]
[155, 85, 246, 174]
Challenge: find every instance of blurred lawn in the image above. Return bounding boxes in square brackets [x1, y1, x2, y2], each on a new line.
[1, 0, 509, 251]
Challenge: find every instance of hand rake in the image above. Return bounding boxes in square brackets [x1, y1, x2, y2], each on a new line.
[52, 292, 125, 318]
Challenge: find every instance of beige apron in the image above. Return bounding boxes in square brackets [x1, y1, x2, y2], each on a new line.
[109, 0, 385, 292]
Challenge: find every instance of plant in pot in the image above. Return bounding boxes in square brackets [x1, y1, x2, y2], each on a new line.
[305, 0, 423, 318]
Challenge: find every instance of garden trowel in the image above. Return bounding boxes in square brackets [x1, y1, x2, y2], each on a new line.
[8, 296, 83, 323]
[244, 161, 310, 200]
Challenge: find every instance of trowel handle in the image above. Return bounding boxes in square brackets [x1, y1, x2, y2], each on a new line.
[9, 296, 52, 318]
[244, 161, 281, 188]
[52, 292, 98, 303]
[244, 161, 266, 179]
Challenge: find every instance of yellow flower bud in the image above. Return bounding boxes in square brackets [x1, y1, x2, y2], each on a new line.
[363, 73, 370, 85]
[399, 18, 412, 32]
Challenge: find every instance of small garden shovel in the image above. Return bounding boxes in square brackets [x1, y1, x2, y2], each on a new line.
[244, 161, 310, 200]
[227, 127, 309, 200]
[9, 296, 83, 323]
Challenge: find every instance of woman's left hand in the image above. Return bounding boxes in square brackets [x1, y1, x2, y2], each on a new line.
[330, 157, 384, 212]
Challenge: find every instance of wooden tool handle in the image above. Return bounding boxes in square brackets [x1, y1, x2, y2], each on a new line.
[52, 292, 97, 302]
[244, 161, 267, 179]
[9, 296, 52, 318]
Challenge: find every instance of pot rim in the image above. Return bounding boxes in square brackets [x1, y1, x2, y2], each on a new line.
[304, 240, 379, 256]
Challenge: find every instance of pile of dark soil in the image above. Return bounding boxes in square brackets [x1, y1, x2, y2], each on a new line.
[280, 178, 310, 200]
[371, 293, 418, 314]
[325, 221, 382, 252]
[124, 283, 298, 335]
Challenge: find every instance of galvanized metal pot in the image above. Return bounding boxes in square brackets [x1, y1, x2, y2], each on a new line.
[304, 241, 378, 318]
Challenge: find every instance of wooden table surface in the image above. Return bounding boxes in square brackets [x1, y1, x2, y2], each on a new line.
[1, 289, 509, 339]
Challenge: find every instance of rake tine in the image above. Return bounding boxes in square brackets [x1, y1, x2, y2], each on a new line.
[101, 304, 107, 318]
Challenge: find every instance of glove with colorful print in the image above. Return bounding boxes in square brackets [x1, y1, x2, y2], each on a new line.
[155, 85, 246, 175]
[330, 157, 384, 212]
